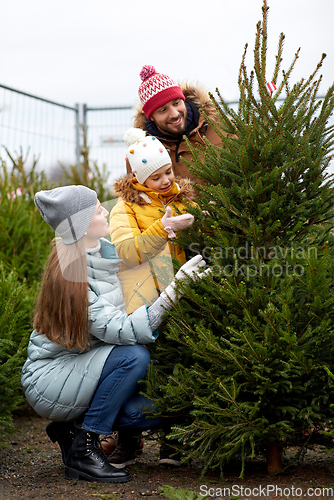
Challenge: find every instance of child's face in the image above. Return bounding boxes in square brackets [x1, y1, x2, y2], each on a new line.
[143, 163, 175, 193]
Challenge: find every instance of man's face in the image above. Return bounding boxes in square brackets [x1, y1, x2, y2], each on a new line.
[150, 99, 187, 136]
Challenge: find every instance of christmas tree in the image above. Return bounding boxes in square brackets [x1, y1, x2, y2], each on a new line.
[146, 0, 334, 476]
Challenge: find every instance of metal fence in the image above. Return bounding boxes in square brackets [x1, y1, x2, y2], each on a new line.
[0, 84, 80, 179]
[0, 84, 135, 183]
[82, 104, 133, 183]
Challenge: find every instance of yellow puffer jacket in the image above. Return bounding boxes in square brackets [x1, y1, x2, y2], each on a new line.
[110, 176, 196, 314]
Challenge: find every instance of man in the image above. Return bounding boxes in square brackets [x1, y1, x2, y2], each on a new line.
[127, 64, 231, 186]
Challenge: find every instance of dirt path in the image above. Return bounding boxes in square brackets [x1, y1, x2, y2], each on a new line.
[1, 413, 334, 500]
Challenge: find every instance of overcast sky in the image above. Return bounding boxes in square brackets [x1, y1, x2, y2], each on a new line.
[1, 0, 333, 107]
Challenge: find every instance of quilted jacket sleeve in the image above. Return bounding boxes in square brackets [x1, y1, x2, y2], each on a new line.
[89, 293, 158, 345]
[109, 201, 168, 267]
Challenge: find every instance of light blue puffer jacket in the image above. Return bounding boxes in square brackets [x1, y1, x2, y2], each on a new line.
[21, 238, 157, 422]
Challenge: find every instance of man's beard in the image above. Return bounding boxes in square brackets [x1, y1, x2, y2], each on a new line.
[155, 111, 187, 137]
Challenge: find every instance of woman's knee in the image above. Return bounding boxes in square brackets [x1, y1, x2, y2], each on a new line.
[99, 345, 151, 384]
[115, 344, 151, 377]
[131, 344, 151, 366]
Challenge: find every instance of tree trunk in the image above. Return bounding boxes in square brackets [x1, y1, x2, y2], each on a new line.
[266, 444, 283, 475]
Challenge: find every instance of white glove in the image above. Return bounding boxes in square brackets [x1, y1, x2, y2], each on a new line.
[161, 206, 194, 238]
[160, 255, 210, 304]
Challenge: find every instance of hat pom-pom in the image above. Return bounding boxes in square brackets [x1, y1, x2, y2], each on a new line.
[140, 65, 156, 81]
[123, 127, 147, 146]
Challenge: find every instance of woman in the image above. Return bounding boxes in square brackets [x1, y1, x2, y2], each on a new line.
[21, 185, 207, 483]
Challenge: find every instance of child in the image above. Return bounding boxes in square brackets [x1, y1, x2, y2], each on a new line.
[110, 127, 196, 314]
[21, 185, 207, 482]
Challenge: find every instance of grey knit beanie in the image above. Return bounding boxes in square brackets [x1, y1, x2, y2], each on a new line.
[34, 185, 97, 245]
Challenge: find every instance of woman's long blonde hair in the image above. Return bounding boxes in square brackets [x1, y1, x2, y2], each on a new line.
[33, 238, 90, 350]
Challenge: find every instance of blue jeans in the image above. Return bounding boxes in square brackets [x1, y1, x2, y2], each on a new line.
[82, 344, 161, 435]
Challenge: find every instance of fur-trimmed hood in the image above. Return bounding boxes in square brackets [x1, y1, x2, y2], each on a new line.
[112, 175, 195, 206]
[133, 82, 218, 131]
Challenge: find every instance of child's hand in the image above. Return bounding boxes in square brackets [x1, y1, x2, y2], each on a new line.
[161, 206, 194, 238]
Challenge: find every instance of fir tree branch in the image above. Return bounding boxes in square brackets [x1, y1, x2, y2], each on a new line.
[261, 0, 269, 80]
[299, 53, 327, 96]
[240, 59, 261, 114]
[272, 33, 285, 85]
[277, 48, 301, 98]
[209, 89, 245, 136]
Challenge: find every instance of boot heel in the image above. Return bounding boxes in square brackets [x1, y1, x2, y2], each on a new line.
[65, 467, 80, 480]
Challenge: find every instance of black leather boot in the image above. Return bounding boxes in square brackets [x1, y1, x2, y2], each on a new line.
[46, 421, 75, 463]
[65, 425, 130, 483]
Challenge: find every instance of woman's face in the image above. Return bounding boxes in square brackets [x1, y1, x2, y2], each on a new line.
[83, 200, 110, 247]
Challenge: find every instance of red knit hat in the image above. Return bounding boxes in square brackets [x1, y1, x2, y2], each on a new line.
[138, 65, 185, 119]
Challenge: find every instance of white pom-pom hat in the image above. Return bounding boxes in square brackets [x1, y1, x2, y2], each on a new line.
[124, 127, 172, 184]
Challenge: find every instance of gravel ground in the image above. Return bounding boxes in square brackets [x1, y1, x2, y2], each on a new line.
[1, 412, 334, 500]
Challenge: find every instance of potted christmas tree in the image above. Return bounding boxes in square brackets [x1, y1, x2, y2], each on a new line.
[146, 0, 334, 476]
